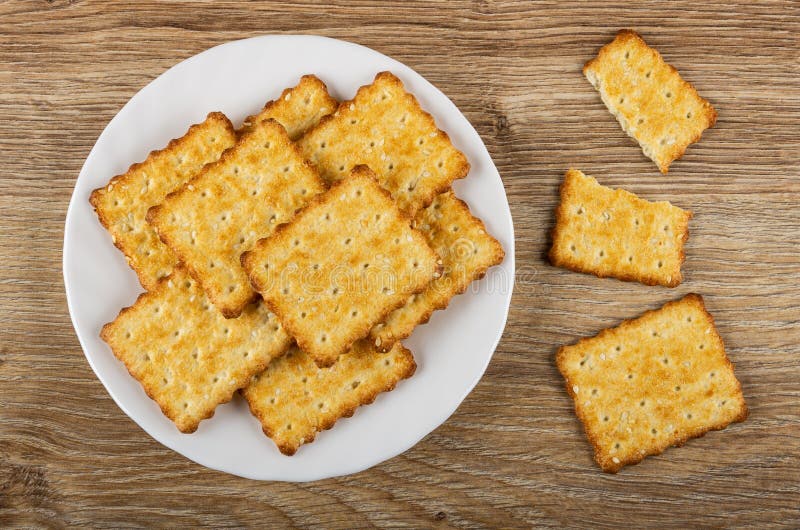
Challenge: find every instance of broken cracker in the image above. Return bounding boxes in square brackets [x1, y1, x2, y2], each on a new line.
[299, 71, 469, 216]
[549, 169, 691, 287]
[148, 118, 326, 318]
[100, 267, 292, 433]
[242, 166, 440, 367]
[243, 340, 416, 456]
[239, 74, 337, 139]
[584, 29, 717, 173]
[556, 293, 747, 473]
[90, 112, 237, 290]
[370, 191, 505, 351]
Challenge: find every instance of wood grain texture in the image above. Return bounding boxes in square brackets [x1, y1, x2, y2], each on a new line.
[1, 1, 798, 527]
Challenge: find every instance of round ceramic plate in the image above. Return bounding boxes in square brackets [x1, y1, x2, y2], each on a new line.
[63, 35, 515, 481]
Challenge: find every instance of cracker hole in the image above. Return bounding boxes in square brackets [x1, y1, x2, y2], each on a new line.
[687, 317, 693, 322]
[264, 141, 271, 149]
[710, 372, 715, 378]
[652, 331, 659, 337]
[615, 443, 621, 449]
[675, 385, 681, 392]
[320, 334, 327, 343]
[577, 207, 584, 215]
[627, 374, 633, 380]
[233, 167, 239, 174]
[351, 310, 358, 317]
[301, 312, 307, 319]
[616, 345, 622, 352]
[201, 191, 208, 197]
[591, 389, 598, 396]
[270, 398, 275, 404]
[209, 261, 215, 269]
[646, 71, 652, 78]
[657, 261, 663, 268]
[628, 256, 633, 263]
[634, 218, 640, 226]
[720, 400, 727, 407]
[282, 287, 289, 295]
[686, 112, 692, 118]
[293, 239, 300, 246]
[312, 263, 319, 270]
[638, 118, 645, 125]
[324, 213, 331, 221]
[665, 91, 672, 98]
[369, 141, 375, 147]
[125, 331, 131, 339]
[438, 161, 443, 168]
[388, 163, 394, 170]
[599, 250, 605, 257]
[302, 377, 307, 383]
[213, 376, 219, 383]
[651, 428, 657, 435]
[640, 400, 646, 407]
[624, 51, 630, 59]
[351, 380, 361, 389]
[318, 402, 324, 409]
[350, 119, 357, 125]
[384, 359, 390, 366]
[286, 424, 292, 430]
[332, 287, 339, 295]
[619, 97, 625, 104]
[344, 237, 352, 245]
[394, 237, 400, 244]
[320, 142, 326, 149]
[686, 413, 693, 419]
[228, 286, 235, 293]
[571, 245, 577, 252]
[603, 415, 609, 422]
[663, 357, 669, 365]
[339, 165, 345, 172]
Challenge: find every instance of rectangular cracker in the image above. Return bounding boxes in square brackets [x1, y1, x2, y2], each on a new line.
[100, 266, 292, 433]
[370, 191, 505, 351]
[583, 29, 717, 173]
[89, 112, 237, 290]
[556, 293, 747, 473]
[148, 118, 327, 318]
[298, 71, 469, 216]
[549, 169, 691, 287]
[243, 340, 416, 456]
[239, 74, 338, 139]
[242, 166, 441, 367]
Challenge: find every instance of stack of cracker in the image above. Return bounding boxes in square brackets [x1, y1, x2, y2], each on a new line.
[92, 72, 505, 454]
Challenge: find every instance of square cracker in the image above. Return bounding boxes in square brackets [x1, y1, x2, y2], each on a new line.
[148, 119, 327, 318]
[556, 294, 747, 473]
[583, 29, 717, 173]
[370, 191, 505, 351]
[243, 340, 416, 456]
[298, 71, 469, 216]
[89, 112, 237, 290]
[549, 169, 691, 287]
[242, 166, 441, 367]
[239, 74, 338, 139]
[100, 267, 292, 433]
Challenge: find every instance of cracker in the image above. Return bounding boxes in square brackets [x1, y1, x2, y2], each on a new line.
[242, 166, 441, 367]
[99, 267, 292, 433]
[370, 191, 505, 351]
[556, 294, 747, 473]
[583, 29, 717, 173]
[298, 71, 469, 216]
[549, 169, 691, 287]
[243, 340, 416, 456]
[89, 113, 237, 290]
[148, 119, 327, 318]
[239, 75, 337, 139]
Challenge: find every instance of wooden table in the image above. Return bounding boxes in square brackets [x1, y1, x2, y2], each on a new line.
[2, 1, 798, 527]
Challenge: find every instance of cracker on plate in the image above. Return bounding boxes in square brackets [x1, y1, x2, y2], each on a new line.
[243, 340, 416, 456]
[100, 267, 292, 433]
[242, 165, 441, 367]
[299, 71, 469, 216]
[556, 293, 747, 473]
[239, 74, 337, 139]
[148, 119, 326, 318]
[90, 112, 237, 289]
[550, 169, 691, 287]
[584, 29, 717, 173]
[370, 191, 504, 351]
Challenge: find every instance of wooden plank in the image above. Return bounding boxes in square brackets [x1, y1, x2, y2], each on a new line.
[1, 0, 798, 527]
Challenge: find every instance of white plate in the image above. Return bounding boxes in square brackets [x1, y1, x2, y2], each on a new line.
[63, 35, 514, 481]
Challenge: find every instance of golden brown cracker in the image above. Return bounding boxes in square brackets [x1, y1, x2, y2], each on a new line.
[370, 191, 504, 351]
[239, 75, 337, 139]
[299, 71, 469, 216]
[148, 119, 326, 318]
[583, 29, 717, 173]
[556, 294, 747, 473]
[243, 341, 416, 456]
[100, 267, 292, 433]
[242, 166, 441, 367]
[549, 169, 691, 287]
[90, 113, 236, 290]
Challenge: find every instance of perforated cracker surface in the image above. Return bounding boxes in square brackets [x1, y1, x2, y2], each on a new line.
[298, 71, 469, 216]
[550, 169, 691, 287]
[243, 341, 416, 456]
[556, 294, 747, 473]
[370, 191, 504, 351]
[242, 166, 440, 367]
[100, 267, 292, 433]
[148, 119, 326, 318]
[239, 75, 337, 139]
[583, 29, 717, 173]
[90, 113, 236, 289]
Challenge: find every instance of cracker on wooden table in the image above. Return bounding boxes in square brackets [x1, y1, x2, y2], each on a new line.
[243, 340, 416, 456]
[90, 113, 237, 290]
[370, 191, 505, 351]
[239, 75, 338, 139]
[549, 169, 691, 287]
[148, 119, 326, 318]
[583, 29, 717, 173]
[242, 166, 441, 367]
[556, 294, 747, 473]
[298, 71, 469, 216]
[100, 267, 292, 433]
